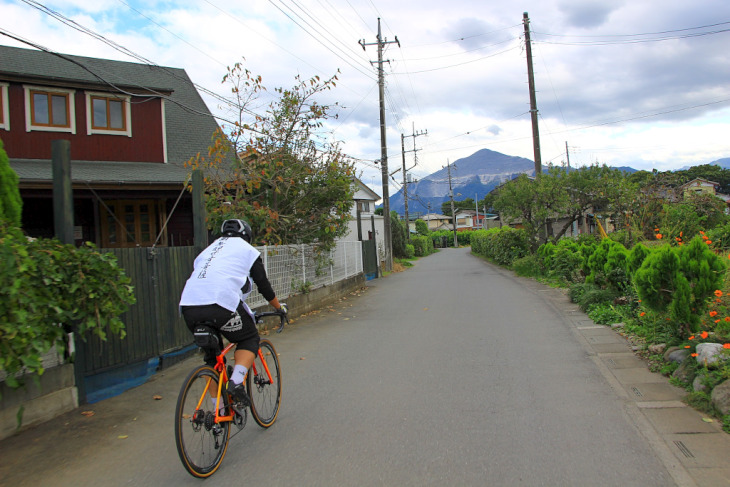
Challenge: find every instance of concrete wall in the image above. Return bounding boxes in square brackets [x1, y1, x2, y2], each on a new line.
[0, 364, 77, 441]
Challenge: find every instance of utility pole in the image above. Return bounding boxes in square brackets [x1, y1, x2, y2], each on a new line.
[523, 12, 542, 175]
[446, 159, 457, 247]
[360, 18, 399, 272]
[565, 141, 571, 170]
[399, 125, 426, 241]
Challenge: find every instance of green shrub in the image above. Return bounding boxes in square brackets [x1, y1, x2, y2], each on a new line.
[405, 244, 415, 259]
[587, 303, 627, 325]
[470, 227, 530, 266]
[512, 254, 543, 278]
[0, 223, 136, 386]
[411, 235, 433, 256]
[634, 236, 726, 336]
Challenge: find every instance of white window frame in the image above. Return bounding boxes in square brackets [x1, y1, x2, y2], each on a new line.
[0, 83, 9, 131]
[24, 85, 76, 134]
[85, 91, 132, 137]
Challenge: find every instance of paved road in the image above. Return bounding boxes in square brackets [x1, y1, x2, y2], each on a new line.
[2, 248, 728, 486]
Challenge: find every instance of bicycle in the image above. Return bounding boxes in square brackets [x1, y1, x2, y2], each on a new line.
[174, 309, 288, 478]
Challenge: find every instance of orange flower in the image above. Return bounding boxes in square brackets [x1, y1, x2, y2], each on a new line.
[725, 317, 730, 322]
[701, 331, 709, 339]
[689, 336, 695, 340]
[724, 343, 730, 349]
[640, 312, 645, 317]
[715, 290, 723, 297]
[656, 233, 663, 239]
[638, 299, 641, 303]
[680, 231, 683, 237]
[715, 319, 721, 323]
[706, 240, 713, 245]
[654, 228, 659, 232]
[700, 230, 706, 235]
[691, 353, 698, 357]
[710, 310, 718, 317]
[684, 345, 691, 349]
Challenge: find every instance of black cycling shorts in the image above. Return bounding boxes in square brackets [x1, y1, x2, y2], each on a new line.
[181, 303, 260, 354]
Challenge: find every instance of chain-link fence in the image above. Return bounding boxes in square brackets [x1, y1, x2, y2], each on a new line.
[248, 240, 363, 308]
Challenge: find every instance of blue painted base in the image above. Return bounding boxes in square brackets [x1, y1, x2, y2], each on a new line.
[84, 344, 198, 404]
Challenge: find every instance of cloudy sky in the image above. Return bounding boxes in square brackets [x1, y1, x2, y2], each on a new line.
[2, 0, 730, 195]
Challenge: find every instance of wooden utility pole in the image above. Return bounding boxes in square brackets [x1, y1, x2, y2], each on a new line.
[565, 141, 571, 170]
[523, 12, 542, 175]
[360, 18, 399, 271]
[446, 160, 457, 247]
[400, 125, 426, 241]
[52, 140, 74, 245]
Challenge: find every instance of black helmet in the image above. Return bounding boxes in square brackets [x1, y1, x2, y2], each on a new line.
[221, 219, 252, 242]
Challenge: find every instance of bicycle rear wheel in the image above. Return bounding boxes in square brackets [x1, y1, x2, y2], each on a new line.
[174, 365, 230, 478]
[247, 339, 281, 427]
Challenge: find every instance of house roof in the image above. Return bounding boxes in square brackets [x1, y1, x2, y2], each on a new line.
[679, 178, 719, 189]
[353, 178, 380, 201]
[11, 159, 190, 188]
[1, 45, 223, 185]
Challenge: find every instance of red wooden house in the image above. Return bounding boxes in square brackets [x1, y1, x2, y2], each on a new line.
[0, 45, 224, 247]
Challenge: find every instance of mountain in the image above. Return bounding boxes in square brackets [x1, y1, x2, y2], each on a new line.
[388, 149, 537, 216]
[711, 158, 730, 169]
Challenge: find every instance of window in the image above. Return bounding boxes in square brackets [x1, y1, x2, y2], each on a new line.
[0, 83, 8, 130]
[356, 201, 371, 213]
[100, 200, 162, 248]
[86, 92, 132, 136]
[24, 85, 76, 133]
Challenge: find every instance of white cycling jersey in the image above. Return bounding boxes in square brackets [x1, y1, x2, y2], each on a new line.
[179, 237, 260, 318]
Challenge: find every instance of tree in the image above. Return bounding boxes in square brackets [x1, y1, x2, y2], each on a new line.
[441, 197, 475, 216]
[187, 64, 355, 249]
[390, 211, 406, 258]
[491, 165, 639, 247]
[415, 219, 429, 236]
[0, 138, 22, 226]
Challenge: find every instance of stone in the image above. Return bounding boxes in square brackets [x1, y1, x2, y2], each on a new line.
[665, 347, 690, 364]
[695, 342, 724, 367]
[648, 343, 667, 355]
[610, 322, 625, 330]
[711, 380, 730, 416]
[672, 358, 695, 384]
[692, 373, 709, 393]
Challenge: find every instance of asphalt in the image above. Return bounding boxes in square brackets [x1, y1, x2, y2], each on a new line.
[1, 261, 729, 486]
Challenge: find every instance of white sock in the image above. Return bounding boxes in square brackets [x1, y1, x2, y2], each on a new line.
[231, 365, 247, 385]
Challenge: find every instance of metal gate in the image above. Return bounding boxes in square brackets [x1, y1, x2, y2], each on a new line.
[362, 239, 378, 280]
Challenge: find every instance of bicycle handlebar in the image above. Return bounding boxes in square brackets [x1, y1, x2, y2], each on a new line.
[255, 309, 289, 333]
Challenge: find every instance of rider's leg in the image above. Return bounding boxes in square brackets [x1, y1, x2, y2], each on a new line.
[231, 349, 255, 384]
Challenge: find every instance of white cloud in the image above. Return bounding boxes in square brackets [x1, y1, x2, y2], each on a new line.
[2, 0, 729, 187]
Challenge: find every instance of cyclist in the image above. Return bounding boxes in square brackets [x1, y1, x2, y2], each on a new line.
[179, 219, 287, 408]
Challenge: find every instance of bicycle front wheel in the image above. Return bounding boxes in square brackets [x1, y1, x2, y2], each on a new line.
[174, 365, 230, 478]
[247, 339, 281, 427]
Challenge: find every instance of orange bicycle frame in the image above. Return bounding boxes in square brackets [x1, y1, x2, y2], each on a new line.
[204, 342, 275, 424]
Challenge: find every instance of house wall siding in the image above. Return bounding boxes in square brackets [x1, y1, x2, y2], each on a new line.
[1, 83, 165, 162]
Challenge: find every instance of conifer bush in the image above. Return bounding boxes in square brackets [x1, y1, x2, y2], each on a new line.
[634, 236, 726, 336]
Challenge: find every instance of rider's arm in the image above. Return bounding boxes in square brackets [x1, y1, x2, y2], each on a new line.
[250, 257, 284, 311]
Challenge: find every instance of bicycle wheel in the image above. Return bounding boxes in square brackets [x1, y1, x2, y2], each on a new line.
[174, 365, 231, 478]
[247, 339, 281, 427]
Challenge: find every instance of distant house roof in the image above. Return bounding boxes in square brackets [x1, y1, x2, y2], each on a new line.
[679, 178, 719, 189]
[1, 45, 223, 186]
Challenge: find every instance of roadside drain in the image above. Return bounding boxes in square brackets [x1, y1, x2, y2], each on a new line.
[631, 387, 643, 397]
[605, 358, 616, 367]
[674, 441, 695, 458]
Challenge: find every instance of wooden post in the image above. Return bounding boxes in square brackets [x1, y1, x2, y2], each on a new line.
[192, 169, 207, 252]
[52, 140, 74, 244]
